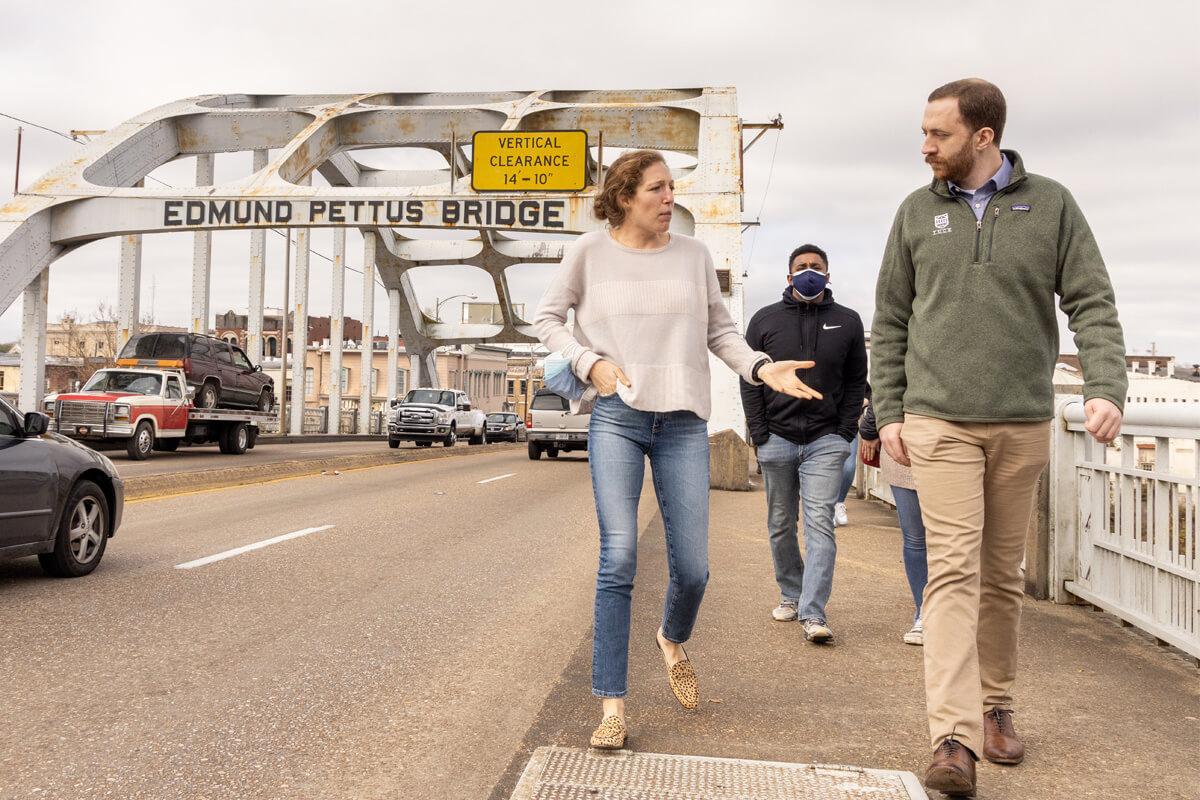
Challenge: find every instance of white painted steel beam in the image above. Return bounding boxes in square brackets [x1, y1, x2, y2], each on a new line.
[359, 233, 376, 435]
[289, 174, 312, 435]
[327, 228, 346, 434]
[410, 350, 438, 389]
[116, 232, 142, 351]
[190, 154, 214, 334]
[18, 269, 49, 411]
[246, 149, 269, 364]
[386, 288, 400, 401]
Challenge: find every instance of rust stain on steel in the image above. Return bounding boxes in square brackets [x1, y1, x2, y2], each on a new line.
[175, 122, 208, 153]
[340, 114, 366, 138]
[0, 198, 33, 214]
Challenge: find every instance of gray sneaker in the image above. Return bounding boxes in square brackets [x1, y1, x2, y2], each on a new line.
[771, 599, 799, 621]
[801, 618, 834, 643]
[904, 617, 924, 646]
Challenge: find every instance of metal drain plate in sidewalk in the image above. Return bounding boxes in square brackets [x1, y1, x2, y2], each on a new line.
[511, 747, 929, 799]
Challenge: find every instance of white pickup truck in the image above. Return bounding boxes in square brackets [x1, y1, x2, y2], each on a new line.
[387, 388, 488, 448]
[526, 389, 589, 460]
[43, 366, 276, 460]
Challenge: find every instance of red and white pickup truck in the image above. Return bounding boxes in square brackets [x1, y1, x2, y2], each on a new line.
[43, 366, 276, 460]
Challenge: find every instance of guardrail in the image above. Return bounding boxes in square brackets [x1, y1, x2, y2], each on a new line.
[1050, 399, 1199, 659]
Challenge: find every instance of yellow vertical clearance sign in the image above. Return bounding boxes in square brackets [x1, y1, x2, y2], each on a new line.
[472, 130, 588, 192]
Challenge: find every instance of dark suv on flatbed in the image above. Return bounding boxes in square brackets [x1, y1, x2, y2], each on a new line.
[117, 332, 274, 411]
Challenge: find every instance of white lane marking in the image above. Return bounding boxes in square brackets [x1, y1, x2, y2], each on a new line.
[174, 525, 335, 570]
[477, 473, 517, 485]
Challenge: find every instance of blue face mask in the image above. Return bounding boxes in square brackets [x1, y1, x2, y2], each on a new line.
[790, 268, 828, 301]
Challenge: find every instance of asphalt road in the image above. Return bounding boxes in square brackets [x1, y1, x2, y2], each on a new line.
[0, 448, 637, 800]
[3, 450, 1195, 799]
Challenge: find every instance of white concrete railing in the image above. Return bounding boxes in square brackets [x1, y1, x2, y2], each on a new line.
[1051, 399, 1199, 659]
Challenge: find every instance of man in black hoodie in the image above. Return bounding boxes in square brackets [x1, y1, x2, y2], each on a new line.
[740, 244, 868, 643]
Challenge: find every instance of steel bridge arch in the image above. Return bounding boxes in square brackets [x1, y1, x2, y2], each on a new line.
[1, 88, 749, 435]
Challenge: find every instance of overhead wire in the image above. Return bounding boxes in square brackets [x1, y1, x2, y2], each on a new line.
[745, 127, 782, 274]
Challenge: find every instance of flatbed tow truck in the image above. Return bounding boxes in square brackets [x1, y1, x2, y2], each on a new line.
[43, 363, 277, 460]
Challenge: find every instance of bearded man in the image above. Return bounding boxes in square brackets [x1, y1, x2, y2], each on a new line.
[871, 78, 1127, 797]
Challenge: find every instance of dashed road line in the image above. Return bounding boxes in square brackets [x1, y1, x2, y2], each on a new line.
[478, 473, 517, 484]
[175, 525, 335, 569]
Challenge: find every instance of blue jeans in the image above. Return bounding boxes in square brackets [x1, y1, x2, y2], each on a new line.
[837, 435, 859, 503]
[588, 393, 711, 698]
[757, 432, 851, 621]
[891, 486, 928, 621]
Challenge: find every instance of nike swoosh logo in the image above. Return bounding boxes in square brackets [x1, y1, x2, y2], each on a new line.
[822, 324, 841, 330]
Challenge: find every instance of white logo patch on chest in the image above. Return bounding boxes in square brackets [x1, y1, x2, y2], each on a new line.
[934, 213, 951, 230]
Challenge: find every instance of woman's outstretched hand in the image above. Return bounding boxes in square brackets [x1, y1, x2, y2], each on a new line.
[588, 359, 632, 396]
[758, 360, 823, 400]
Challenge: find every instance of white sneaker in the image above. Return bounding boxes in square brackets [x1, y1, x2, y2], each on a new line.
[834, 502, 849, 527]
[772, 599, 799, 621]
[802, 618, 834, 643]
[904, 617, 924, 646]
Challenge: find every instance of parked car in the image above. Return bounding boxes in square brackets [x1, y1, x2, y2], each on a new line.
[527, 389, 589, 460]
[116, 332, 274, 411]
[0, 396, 123, 577]
[387, 388, 488, 448]
[485, 412, 526, 442]
[43, 367, 272, 460]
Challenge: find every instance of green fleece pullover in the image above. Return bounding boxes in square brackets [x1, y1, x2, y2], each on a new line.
[870, 150, 1127, 430]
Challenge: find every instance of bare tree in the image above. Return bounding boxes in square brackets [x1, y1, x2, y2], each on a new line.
[90, 302, 120, 368]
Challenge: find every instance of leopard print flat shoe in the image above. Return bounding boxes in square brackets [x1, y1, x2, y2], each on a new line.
[656, 631, 699, 710]
[589, 715, 627, 750]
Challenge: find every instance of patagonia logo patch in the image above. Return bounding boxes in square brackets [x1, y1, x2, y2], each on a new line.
[1011, 203, 1032, 212]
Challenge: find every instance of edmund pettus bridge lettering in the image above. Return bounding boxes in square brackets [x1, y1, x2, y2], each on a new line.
[161, 198, 567, 229]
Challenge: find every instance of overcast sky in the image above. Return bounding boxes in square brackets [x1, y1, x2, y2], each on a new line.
[2, 1, 1197, 364]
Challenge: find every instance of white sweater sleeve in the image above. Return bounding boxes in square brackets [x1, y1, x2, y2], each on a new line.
[531, 241, 602, 382]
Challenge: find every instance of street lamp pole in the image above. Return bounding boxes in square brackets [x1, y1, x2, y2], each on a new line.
[433, 293, 478, 323]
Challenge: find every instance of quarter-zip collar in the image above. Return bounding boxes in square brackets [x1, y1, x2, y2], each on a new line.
[929, 150, 1029, 264]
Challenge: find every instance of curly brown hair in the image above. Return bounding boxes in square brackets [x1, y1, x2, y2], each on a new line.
[592, 150, 667, 227]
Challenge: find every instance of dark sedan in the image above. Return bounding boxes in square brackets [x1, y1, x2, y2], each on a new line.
[0, 397, 124, 577]
[485, 412, 526, 442]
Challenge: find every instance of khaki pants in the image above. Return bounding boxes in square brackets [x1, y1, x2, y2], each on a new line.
[902, 414, 1050, 756]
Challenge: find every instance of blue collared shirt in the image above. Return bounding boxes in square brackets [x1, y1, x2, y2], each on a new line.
[949, 154, 1013, 220]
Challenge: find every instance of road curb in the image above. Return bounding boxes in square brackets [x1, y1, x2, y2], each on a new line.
[124, 442, 519, 500]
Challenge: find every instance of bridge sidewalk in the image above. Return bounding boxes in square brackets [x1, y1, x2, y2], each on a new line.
[490, 489, 1199, 799]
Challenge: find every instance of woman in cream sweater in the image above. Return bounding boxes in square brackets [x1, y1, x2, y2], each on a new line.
[533, 150, 820, 749]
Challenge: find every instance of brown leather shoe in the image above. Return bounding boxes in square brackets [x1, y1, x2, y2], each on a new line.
[923, 739, 977, 797]
[983, 707, 1025, 765]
